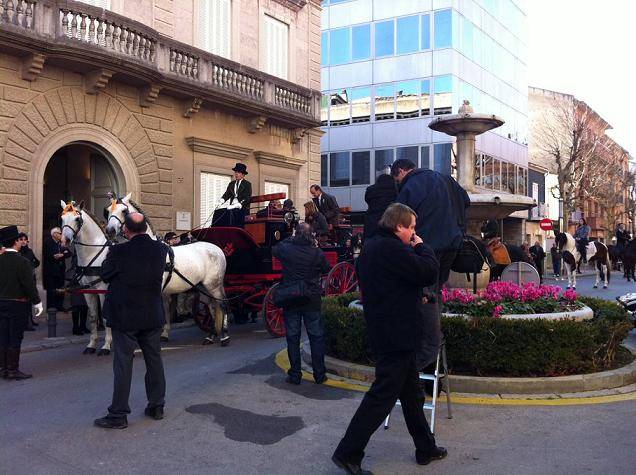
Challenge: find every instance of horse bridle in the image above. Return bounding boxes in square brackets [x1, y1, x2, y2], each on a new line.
[106, 199, 129, 234]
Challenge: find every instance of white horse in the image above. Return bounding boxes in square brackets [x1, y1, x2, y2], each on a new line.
[105, 193, 230, 345]
[59, 201, 113, 355]
[555, 232, 611, 290]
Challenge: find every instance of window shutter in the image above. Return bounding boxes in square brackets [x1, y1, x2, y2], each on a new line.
[199, 0, 231, 58]
[200, 173, 231, 226]
[264, 15, 288, 79]
[264, 181, 289, 204]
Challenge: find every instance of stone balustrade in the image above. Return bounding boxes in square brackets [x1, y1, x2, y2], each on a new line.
[0, 0, 319, 127]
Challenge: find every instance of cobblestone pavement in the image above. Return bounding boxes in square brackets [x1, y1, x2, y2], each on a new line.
[2, 322, 635, 475]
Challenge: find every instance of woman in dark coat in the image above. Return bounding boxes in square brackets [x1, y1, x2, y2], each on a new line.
[363, 174, 397, 238]
[304, 201, 329, 239]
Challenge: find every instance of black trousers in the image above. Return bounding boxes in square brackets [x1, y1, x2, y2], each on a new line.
[108, 327, 166, 417]
[0, 301, 28, 349]
[335, 351, 436, 464]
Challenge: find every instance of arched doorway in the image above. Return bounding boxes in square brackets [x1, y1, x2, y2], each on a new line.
[42, 142, 125, 232]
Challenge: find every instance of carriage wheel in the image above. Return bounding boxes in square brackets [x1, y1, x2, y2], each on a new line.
[192, 293, 213, 334]
[263, 284, 286, 338]
[325, 262, 358, 296]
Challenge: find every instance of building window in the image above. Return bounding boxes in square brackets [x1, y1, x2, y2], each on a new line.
[421, 79, 431, 115]
[199, 0, 231, 59]
[352, 151, 371, 185]
[320, 95, 329, 126]
[264, 181, 290, 204]
[396, 146, 418, 167]
[329, 90, 351, 126]
[321, 32, 328, 66]
[263, 15, 288, 79]
[330, 152, 350, 187]
[329, 27, 350, 65]
[434, 9, 452, 49]
[433, 75, 452, 115]
[396, 15, 419, 55]
[375, 84, 395, 121]
[421, 14, 431, 50]
[375, 149, 394, 177]
[352, 24, 371, 61]
[434, 143, 452, 176]
[200, 172, 231, 225]
[351, 87, 371, 123]
[395, 80, 420, 119]
[420, 145, 430, 169]
[375, 20, 394, 57]
[321, 154, 328, 187]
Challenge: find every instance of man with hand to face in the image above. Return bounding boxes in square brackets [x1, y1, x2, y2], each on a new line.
[332, 203, 446, 474]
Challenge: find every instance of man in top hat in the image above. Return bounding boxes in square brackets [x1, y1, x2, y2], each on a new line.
[220, 163, 252, 213]
[0, 225, 44, 380]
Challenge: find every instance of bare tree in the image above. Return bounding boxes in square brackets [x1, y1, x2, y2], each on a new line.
[532, 97, 611, 218]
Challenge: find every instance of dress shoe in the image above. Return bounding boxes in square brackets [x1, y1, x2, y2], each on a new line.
[285, 375, 301, 385]
[94, 416, 128, 429]
[331, 453, 373, 475]
[314, 375, 328, 384]
[5, 349, 31, 380]
[416, 446, 448, 465]
[144, 406, 164, 420]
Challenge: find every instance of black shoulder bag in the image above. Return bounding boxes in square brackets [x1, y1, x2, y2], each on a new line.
[443, 176, 488, 274]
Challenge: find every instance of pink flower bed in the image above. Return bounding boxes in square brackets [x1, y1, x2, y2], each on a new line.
[442, 282, 581, 318]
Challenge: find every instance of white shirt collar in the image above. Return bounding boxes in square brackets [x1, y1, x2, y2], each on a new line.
[3, 248, 18, 253]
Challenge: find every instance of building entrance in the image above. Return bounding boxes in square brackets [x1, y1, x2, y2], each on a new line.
[42, 142, 124, 233]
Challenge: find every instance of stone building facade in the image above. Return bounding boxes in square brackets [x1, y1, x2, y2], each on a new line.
[0, 0, 322, 253]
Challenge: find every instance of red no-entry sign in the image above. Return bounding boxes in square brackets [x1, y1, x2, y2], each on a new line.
[539, 218, 553, 231]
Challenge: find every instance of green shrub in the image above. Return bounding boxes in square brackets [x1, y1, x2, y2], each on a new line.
[322, 295, 633, 377]
[577, 296, 631, 324]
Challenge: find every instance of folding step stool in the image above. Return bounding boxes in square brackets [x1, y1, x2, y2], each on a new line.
[383, 342, 453, 434]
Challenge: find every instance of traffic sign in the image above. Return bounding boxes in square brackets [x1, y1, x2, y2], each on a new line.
[539, 218, 553, 231]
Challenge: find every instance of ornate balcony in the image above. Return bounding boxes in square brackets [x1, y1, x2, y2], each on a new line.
[0, 0, 320, 128]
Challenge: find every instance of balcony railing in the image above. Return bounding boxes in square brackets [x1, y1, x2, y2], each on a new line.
[0, 0, 320, 128]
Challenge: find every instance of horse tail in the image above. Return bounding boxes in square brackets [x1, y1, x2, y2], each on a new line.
[606, 249, 612, 284]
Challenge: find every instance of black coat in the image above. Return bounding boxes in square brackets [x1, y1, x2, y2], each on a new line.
[222, 179, 253, 212]
[364, 175, 397, 238]
[272, 235, 331, 310]
[100, 234, 168, 331]
[356, 229, 439, 355]
[530, 245, 546, 262]
[396, 169, 470, 252]
[313, 192, 340, 226]
[306, 212, 328, 236]
[42, 238, 70, 290]
[19, 246, 40, 271]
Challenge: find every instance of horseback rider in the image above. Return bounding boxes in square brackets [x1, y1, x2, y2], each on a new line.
[615, 223, 631, 252]
[574, 218, 591, 270]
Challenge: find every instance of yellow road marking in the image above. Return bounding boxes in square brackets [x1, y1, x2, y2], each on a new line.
[274, 349, 636, 406]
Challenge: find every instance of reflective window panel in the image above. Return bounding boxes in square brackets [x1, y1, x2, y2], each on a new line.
[329, 27, 350, 65]
[375, 20, 395, 57]
[395, 80, 420, 119]
[350, 87, 371, 123]
[397, 15, 419, 55]
[329, 152, 350, 187]
[375, 84, 395, 121]
[352, 151, 371, 185]
[434, 75, 453, 115]
[329, 89, 351, 126]
[352, 24, 371, 61]
[375, 149, 395, 176]
[434, 9, 452, 48]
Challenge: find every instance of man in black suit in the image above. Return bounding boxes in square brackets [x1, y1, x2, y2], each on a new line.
[310, 185, 340, 228]
[94, 212, 168, 430]
[42, 227, 70, 311]
[220, 163, 252, 213]
[332, 203, 446, 474]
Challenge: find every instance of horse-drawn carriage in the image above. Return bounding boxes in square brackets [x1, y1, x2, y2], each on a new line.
[190, 193, 358, 338]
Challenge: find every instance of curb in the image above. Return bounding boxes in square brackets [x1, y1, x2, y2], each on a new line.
[303, 346, 636, 395]
[21, 321, 197, 353]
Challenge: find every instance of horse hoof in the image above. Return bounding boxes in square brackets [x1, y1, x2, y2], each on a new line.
[593, 285, 598, 289]
[83, 347, 96, 355]
[97, 349, 110, 356]
[603, 285, 608, 289]
[220, 338, 230, 347]
[202, 337, 215, 346]
[160, 336, 169, 342]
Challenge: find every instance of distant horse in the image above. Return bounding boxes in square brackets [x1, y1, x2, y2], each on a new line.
[480, 219, 534, 280]
[105, 193, 231, 346]
[555, 232, 611, 289]
[607, 244, 622, 272]
[621, 239, 636, 282]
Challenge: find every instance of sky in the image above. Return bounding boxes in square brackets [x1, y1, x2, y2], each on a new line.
[526, 0, 636, 156]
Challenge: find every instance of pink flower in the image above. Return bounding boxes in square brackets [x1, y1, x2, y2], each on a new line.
[493, 305, 504, 318]
[563, 288, 577, 301]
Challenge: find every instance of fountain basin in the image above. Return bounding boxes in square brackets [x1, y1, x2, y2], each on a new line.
[467, 192, 536, 221]
[429, 113, 504, 136]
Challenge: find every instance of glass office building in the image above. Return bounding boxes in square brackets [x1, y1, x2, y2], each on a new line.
[320, 0, 528, 218]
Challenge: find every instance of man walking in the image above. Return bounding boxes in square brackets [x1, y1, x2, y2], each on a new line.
[94, 212, 168, 429]
[530, 241, 546, 282]
[272, 223, 331, 385]
[0, 226, 43, 380]
[333, 203, 446, 474]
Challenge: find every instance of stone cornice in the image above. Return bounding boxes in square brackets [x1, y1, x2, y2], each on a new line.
[186, 137, 252, 160]
[255, 151, 305, 171]
[272, 0, 308, 12]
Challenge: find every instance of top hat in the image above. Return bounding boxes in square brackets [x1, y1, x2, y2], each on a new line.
[0, 225, 20, 243]
[232, 163, 248, 175]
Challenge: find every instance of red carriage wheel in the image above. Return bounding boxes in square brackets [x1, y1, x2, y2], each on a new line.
[325, 262, 358, 296]
[192, 293, 213, 333]
[263, 284, 286, 338]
